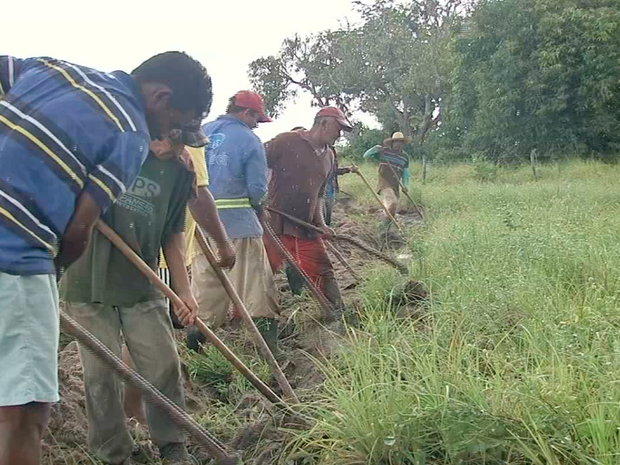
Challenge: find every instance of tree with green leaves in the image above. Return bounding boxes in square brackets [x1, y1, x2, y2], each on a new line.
[448, 0, 620, 163]
[249, 0, 466, 176]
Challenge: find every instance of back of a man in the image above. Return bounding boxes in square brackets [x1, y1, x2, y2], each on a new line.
[0, 52, 213, 465]
[189, 91, 280, 352]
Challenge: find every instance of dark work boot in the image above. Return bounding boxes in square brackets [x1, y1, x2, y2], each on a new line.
[321, 274, 345, 323]
[186, 326, 206, 353]
[254, 317, 280, 358]
[381, 218, 393, 233]
[285, 265, 304, 296]
[159, 443, 197, 464]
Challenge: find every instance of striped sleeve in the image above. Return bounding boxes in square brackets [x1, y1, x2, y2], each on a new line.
[0, 56, 24, 97]
[84, 132, 150, 212]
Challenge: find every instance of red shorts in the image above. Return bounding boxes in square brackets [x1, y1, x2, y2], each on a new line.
[263, 235, 334, 288]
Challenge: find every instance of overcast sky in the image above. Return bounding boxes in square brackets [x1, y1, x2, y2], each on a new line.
[2, 0, 378, 141]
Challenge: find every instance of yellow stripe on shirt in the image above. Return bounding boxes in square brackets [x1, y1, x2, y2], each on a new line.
[214, 198, 252, 209]
[0, 115, 84, 189]
[0, 206, 56, 253]
[88, 173, 117, 202]
[38, 59, 124, 132]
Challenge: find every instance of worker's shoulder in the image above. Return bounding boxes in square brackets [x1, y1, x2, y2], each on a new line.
[274, 131, 302, 142]
[186, 146, 205, 165]
[206, 118, 262, 147]
[266, 131, 303, 149]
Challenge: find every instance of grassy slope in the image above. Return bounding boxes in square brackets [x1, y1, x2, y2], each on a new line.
[284, 160, 620, 464]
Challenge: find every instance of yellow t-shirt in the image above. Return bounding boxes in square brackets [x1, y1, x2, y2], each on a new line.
[160, 146, 209, 268]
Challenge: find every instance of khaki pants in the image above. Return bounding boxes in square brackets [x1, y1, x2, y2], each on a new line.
[65, 300, 186, 464]
[380, 187, 398, 218]
[191, 236, 279, 329]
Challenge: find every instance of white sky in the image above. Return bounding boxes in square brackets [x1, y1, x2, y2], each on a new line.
[2, 0, 377, 142]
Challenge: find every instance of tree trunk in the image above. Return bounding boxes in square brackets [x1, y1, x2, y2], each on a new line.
[417, 94, 434, 182]
[530, 149, 538, 181]
[421, 154, 429, 183]
[416, 94, 434, 143]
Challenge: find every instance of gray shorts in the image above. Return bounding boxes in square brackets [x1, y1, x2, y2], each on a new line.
[0, 272, 59, 406]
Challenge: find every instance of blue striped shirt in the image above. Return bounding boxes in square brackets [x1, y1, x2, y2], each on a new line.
[0, 56, 151, 275]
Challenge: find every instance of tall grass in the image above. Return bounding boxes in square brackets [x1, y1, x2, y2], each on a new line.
[286, 160, 620, 464]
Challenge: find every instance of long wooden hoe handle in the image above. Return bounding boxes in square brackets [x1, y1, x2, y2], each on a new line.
[265, 206, 408, 275]
[193, 227, 298, 403]
[384, 160, 424, 219]
[59, 310, 238, 464]
[95, 220, 285, 408]
[352, 164, 404, 234]
[326, 241, 359, 281]
[259, 217, 336, 320]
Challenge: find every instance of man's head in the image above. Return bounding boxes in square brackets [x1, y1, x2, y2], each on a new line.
[310, 107, 353, 146]
[385, 132, 408, 152]
[226, 91, 271, 129]
[132, 51, 212, 147]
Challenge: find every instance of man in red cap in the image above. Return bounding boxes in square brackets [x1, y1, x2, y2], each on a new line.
[264, 107, 352, 322]
[188, 91, 282, 353]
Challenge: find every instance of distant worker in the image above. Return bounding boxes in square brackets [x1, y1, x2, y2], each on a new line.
[324, 145, 353, 226]
[189, 91, 280, 354]
[264, 107, 353, 322]
[0, 52, 212, 465]
[363, 131, 411, 228]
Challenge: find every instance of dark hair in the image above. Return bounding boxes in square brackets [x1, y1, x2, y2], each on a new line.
[225, 96, 257, 117]
[290, 126, 306, 131]
[132, 51, 213, 118]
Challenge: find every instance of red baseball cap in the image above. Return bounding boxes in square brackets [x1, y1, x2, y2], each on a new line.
[233, 91, 272, 123]
[316, 107, 353, 131]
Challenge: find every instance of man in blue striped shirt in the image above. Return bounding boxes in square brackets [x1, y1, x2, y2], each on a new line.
[0, 52, 212, 465]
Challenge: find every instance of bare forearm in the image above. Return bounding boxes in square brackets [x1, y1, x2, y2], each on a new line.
[55, 191, 102, 272]
[189, 187, 229, 244]
[55, 227, 95, 271]
[162, 232, 191, 295]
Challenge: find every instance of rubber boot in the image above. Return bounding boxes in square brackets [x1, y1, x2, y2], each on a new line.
[254, 317, 280, 358]
[186, 326, 206, 353]
[159, 442, 197, 464]
[380, 217, 394, 235]
[321, 273, 345, 323]
[285, 265, 304, 296]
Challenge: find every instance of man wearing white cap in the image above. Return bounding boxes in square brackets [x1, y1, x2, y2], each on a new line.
[363, 131, 411, 227]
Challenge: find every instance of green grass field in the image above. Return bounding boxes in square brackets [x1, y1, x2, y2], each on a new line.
[50, 160, 620, 465]
[283, 160, 620, 464]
